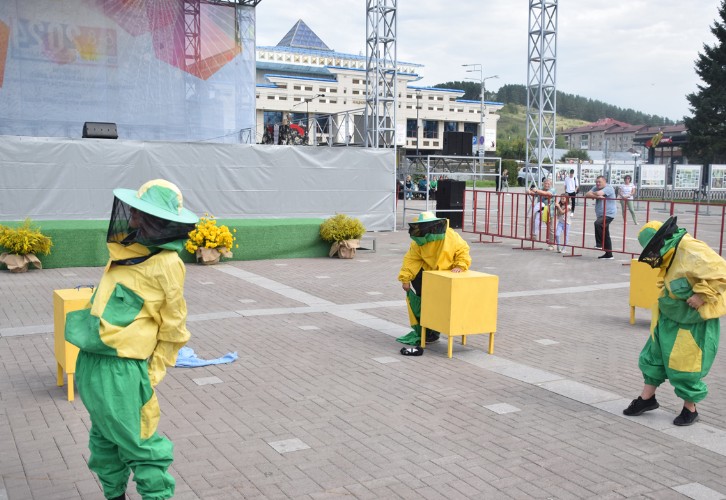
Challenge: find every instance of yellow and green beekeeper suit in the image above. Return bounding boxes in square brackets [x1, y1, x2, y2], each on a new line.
[65, 179, 198, 500]
[397, 211, 471, 345]
[637, 217, 726, 403]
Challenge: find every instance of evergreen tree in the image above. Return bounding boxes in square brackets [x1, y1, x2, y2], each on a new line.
[684, 1, 726, 163]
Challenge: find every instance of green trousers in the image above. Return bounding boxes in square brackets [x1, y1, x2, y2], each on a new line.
[638, 294, 720, 403]
[75, 351, 175, 500]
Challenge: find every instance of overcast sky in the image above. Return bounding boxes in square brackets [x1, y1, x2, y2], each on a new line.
[255, 1, 721, 122]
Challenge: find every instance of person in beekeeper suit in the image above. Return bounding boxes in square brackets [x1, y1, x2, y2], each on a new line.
[623, 216, 726, 426]
[65, 179, 198, 500]
[396, 212, 471, 349]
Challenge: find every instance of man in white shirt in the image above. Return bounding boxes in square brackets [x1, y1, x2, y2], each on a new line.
[564, 169, 579, 213]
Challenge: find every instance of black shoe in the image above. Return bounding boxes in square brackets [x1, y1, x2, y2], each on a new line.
[598, 253, 614, 260]
[400, 346, 424, 356]
[673, 406, 699, 426]
[109, 494, 126, 500]
[623, 396, 659, 416]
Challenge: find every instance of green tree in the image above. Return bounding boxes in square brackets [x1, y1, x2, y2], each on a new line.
[684, 1, 726, 163]
[559, 149, 591, 162]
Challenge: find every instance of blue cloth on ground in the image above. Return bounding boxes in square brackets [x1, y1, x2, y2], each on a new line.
[175, 346, 238, 368]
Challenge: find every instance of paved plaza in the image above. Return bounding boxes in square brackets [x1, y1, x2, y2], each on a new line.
[2, 202, 726, 499]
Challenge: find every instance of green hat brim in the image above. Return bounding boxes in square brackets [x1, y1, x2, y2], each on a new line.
[113, 188, 199, 224]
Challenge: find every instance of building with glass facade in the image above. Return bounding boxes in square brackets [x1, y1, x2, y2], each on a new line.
[255, 20, 502, 153]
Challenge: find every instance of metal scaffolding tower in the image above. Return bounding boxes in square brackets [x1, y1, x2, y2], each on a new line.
[364, 0, 397, 148]
[525, 0, 558, 185]
[183, 0, 201, 101]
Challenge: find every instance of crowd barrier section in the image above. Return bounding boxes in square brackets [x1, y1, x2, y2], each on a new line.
[466, 190, 726, 258]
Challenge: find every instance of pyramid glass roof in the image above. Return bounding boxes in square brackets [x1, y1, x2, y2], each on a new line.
[277, 20, 331, 51]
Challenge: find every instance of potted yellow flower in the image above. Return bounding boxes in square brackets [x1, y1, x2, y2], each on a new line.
[0, 219, 53, 272]
[319, 213, 366, 259]
[185, 214, 237, 265]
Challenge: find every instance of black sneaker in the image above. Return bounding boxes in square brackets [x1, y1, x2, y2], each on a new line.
[598, 253, 614, 260]
[623, 396, 659, 416]
[400, 346, 424, 356]
[673, 406, 699, 426]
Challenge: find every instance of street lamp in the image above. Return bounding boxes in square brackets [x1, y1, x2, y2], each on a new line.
[415, 89, 422, 156]
[463, 64, 498, 156]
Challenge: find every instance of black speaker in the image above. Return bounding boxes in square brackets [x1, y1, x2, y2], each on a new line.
[443, 131, 473, 156]
[439, 210, 463, 229]
[436, 179, 465, 208]
[83, 122, 118, 139]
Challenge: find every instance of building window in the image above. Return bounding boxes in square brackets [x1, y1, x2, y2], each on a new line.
[444, 121, 457, 132]
[423, 120, 438, 139]
[263, 111, 282, 128]
[407, 119, 417, 138]
[290, 112, 307, 127]
[463, 123, 477, 135]
[305, 86, 313, 91]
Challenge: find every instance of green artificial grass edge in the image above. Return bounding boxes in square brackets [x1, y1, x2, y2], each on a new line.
[0, 219, 329, 269]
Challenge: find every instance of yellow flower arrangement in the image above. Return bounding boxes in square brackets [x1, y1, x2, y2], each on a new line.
[319, 213, 366, 243]
[0, 218, 53, 256]
[185, 214, 237, 255]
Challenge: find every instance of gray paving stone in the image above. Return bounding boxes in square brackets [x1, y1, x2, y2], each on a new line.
[268, 438, 311, 454]
[192, 376, 224, 386]
[672, 482, 726, 500]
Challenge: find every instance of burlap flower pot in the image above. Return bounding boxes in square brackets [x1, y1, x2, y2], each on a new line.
[195, 246, 233, 265]
[328, 239, 360, 259]
[0, 253, 42, 273]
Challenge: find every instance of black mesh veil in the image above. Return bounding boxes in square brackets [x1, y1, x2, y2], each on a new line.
[408, 218, 447, 238]
[107, 197, 196, 247]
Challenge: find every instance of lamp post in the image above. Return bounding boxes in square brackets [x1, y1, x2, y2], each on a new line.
[415, 89, 422, 156]
[463, 64, 498, 156]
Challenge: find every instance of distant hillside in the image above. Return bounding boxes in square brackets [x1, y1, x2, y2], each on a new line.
[434, 81, 676, 127]
[496, 103, 587, 145]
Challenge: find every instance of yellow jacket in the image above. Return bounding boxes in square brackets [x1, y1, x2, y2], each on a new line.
[660, 234, 726, 320]
[67, 244, 191, 387]
[398, 227, 472, 283]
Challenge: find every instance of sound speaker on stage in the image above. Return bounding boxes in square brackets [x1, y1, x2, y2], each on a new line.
[83, 122, 118, 139]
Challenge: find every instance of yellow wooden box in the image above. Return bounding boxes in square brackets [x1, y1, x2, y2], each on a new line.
[53, 288, 93, 401]
[629, 259, 661, 325]
[420, 270, 498, 357]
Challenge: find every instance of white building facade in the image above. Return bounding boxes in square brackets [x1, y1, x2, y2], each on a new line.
[255, 21, 502, 154]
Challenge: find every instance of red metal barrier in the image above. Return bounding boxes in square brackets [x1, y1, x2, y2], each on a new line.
[464, 189, 726, 258]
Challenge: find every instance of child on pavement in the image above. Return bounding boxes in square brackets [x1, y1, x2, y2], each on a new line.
[555, 195, 573, 253]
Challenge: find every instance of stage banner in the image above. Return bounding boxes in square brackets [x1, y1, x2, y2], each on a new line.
[0, 0, 255, 142]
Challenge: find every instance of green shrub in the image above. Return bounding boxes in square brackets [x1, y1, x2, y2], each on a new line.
[0, 219, 53, 255]
[319, 214, 366, 242]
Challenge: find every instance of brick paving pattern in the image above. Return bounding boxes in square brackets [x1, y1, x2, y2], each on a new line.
[2, 201, 726, 499]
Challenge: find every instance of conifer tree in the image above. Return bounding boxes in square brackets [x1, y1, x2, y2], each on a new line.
[684, 1, 726, 163]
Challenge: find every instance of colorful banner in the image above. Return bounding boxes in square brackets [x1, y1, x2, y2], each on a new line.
[0, 1, 255, 142]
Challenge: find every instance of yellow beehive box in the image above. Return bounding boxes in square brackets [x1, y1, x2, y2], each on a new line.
[420, 270, 498, 356]
[53, 288, 93, 401]
[629, 259, 662, 324]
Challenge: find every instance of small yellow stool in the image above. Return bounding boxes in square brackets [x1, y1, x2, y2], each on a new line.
[420, 270, 498, 358]
[629, 259, 661, 325]
[53, 288, 93, 401]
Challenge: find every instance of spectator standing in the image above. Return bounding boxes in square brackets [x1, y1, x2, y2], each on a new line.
[529, 179, 557, 250]
[585, 175, 617, 259]
[619, 174, 638, 225]
[564, 169, 579, 213]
